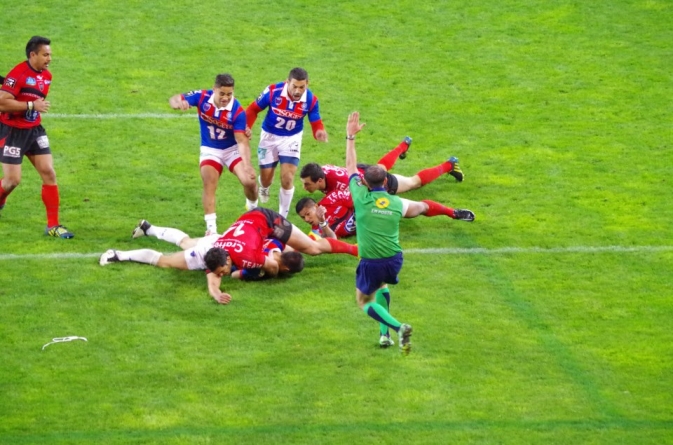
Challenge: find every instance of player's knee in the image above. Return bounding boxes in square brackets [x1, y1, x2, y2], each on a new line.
[2, 177, 20, 190]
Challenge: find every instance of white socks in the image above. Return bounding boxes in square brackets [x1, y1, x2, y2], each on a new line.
[279, 186, 295, 218]
[146, 225, 188, 247]
[246, 198, 258, 211]
[204, 213, 217, 234]
[116, 249, 162, 266]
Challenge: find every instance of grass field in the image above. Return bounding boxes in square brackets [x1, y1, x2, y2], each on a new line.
[1, 1, 672, 444]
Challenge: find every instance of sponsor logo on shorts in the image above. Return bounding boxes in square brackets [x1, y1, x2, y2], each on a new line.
[36, 136, 49, 149]
[3, 146, 21, 158]
[26, 77, 36, 86]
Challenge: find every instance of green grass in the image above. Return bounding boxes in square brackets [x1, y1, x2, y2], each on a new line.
[1, 0, 672, 444]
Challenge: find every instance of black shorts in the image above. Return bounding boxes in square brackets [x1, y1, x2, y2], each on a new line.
[0, 123, 51, 165]
[250, 207, 294, 244]
[357, 163, 399, 195]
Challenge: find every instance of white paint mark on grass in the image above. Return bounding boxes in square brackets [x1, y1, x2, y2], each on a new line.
[405, 245, 673, 254]
[1, 245, 671, 261]
[44, 113, 196, 119]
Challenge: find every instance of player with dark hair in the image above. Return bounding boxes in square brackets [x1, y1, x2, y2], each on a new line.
[169, 73, 258, 235]
[246, 67, 328, 217]
[100, 208, 357, 303]
[230, 238, 305, 281]
[0, 36, 74, 238]
[299, 139, 463, 199]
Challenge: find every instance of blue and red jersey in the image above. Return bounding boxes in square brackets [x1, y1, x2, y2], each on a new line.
[182, 89, 246, 149]
[1, 61, 52, 129]
[246, 81, 322, 137]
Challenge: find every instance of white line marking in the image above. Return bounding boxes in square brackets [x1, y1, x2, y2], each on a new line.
[44, 113, 196, 119]
[405, 245, 673, 254]
[1, 245, 671, 261]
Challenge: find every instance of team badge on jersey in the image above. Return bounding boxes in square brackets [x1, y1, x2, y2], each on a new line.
[375, 197, 390, 209]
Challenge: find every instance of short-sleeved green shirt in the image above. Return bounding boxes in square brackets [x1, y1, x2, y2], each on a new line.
[349, 174, 403, 259]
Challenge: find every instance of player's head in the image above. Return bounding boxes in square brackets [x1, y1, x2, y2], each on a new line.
[287, 67, 308, 101]
[295, 197, 319, 224]
[204, 247, 232, 277]
[279, 251, 304, 274]
[299, 163, 326, 192]
[363, 165, 387, 189]
[212, 73, 235, 109]
[26, 36, 51, 70]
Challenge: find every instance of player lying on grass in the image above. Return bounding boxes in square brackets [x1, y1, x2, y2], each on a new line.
[299, 136, 464, 200]
[99, 208, 357, 304]
[295, 191, 474, 239]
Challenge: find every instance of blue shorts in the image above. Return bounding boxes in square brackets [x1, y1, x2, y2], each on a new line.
[355, 252, 403, 295]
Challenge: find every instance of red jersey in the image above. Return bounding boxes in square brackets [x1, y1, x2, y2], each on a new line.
[313, 189, 356, 238]
[1, 61, 51, 129]
[213, 211, 272, 269]
[321, 164, 369, 195]
[322, 165, 351, 194]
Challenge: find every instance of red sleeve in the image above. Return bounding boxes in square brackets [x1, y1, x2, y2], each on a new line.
[246, 102, 263, 128]
[310, 119, 325, 139]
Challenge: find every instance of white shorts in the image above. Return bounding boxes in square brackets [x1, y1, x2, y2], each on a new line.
[199, 146, 242, 173]
[183, 234, 219, 270]
[257, 130, 303, 168]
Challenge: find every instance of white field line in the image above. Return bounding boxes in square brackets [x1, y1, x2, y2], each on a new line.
[45, 113, 196, 119]
[1, 245, 671, 261]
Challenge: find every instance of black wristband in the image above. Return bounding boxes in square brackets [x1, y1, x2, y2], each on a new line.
[346, 135, 355, 140]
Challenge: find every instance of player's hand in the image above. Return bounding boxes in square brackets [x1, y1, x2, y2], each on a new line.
[315, 129, 328, 142]
[347, 112, 365, 136]
[34, 98, 50, 113]
[245, 126, 253, 139]
[213, 292, 232, 304]
[177, 99, 190, 110]
[316, 205, 327, 221]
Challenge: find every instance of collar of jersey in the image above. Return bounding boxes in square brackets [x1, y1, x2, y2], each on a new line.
[281, 83, 307, 103]
[208, 94, 234, 111]
[370, 187, 387, 191]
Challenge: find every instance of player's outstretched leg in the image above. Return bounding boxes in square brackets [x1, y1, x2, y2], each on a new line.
[287, 225, 358, 257]
[377, 137, 412, 170]
[420, 200, 475, 222]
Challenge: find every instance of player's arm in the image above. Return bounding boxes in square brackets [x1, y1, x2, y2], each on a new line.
[245, 101, 264, 130]
[345, 111, 365, 176]
[246, 86, 272, 130]
[315, 205, 337, 239]
[168, 93, 190, 111]
[308, 98, 328, 142]
[261, 254, 280, 278]
[0, 90, 49, 113]
[232, 268, 269, 281]
[206, 272, 232, 304]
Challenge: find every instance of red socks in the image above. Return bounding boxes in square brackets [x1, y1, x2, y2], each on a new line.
[421, 200, 455, 218]
[0, 181, 10, 206]
[376, 140, 409, 171]
[42, 184, 60, 227]
[326, 237, 359, 257]
[417, 161, 452, 186]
